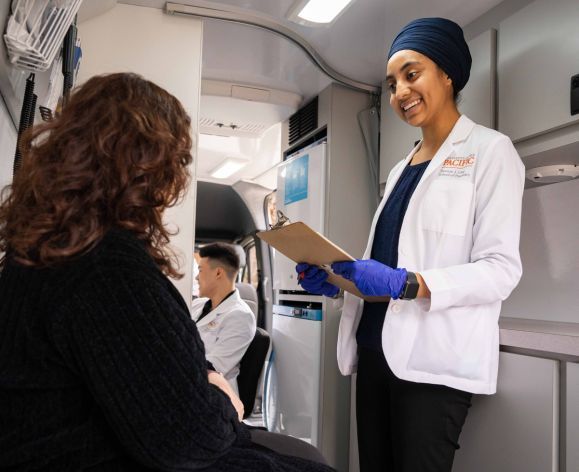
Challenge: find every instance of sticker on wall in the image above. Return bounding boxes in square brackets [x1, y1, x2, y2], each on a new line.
[284, 154, 309, 205]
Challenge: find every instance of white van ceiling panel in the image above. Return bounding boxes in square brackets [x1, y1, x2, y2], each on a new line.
[199, 95, 296, 138]
[196, 123, 281, 185]
[120, 0, 504, 92]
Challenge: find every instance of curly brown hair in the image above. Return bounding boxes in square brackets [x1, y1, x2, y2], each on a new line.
[0, 73, 193, 278]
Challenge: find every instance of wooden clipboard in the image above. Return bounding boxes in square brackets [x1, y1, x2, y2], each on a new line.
[257, 222, 389, 302]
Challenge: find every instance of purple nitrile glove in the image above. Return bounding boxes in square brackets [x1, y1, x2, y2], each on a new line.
[296, 263, 339, 297]
[331, 259, 407, 298]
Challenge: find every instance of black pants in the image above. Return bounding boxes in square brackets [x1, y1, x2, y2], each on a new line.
[356, 347, 472, 472]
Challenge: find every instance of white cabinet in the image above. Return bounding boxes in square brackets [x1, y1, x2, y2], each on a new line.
[459, 29, 496, 129]
[498, 0, 579, 142]
[453, 352, 558, 472]
[568, 362, 579, 471]
[379, 30, 496, 184]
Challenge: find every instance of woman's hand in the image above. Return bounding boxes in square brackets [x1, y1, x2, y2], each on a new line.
[295, 263, 339, 297]
[208, 371, 244, 422]
[332, 260, 407, 298]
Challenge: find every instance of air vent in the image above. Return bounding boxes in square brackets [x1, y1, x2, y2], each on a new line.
[199, 117, 269, 137]
[200, 117, 216, 127]
[288, 97, 318, 146]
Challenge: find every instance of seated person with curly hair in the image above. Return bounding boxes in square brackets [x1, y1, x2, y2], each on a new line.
[0, 73, 332, 471]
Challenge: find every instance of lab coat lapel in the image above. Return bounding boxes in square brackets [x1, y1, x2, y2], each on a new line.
[195, 290, 240, 328]
[364, 115, 475, 259]
[413, 115, 476, 192]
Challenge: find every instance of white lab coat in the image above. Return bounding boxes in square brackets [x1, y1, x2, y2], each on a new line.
[337, 115, 525, 394]
[192, 289, 256, 394]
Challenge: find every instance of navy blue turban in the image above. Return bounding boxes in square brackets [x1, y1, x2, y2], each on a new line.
[387, 17, 472, 93]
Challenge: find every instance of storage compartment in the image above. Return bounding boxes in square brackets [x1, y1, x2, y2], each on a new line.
[498, 0, 579, 142]
[454, 352, 558, 471]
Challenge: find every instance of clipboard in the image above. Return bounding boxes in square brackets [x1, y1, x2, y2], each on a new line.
[257, 219, 389, 302]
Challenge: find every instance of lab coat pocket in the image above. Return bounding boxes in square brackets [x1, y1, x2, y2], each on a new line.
[419, 180, 473, 236]
[406, 306, 489, 380]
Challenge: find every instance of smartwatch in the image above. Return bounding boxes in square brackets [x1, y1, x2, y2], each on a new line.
[400, 271, 420, 300]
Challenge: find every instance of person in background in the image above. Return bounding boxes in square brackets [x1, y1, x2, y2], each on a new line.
[192, 255, 200, 298]
[192, 242, 256, 395]
[297, 17, 525, 472]
[0, 72, 332, 471]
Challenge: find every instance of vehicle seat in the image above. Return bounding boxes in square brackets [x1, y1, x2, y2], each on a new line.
[236, 282, 258, 317]
[237, 327, 270, 419]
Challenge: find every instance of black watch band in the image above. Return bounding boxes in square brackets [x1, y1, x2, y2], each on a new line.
[400, 271, 420, 300]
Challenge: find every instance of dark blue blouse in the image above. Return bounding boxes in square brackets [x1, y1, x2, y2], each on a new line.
[356, 160, 430, 351]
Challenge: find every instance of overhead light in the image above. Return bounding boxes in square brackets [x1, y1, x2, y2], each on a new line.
[287, 0, 354, 26]
[210, 158, 248, 179]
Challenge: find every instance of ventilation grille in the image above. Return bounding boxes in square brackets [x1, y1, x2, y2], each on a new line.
[288, 97, 318, 146]
[199, 117, 269, 137]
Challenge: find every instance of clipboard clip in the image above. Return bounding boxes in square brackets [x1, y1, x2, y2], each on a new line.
[269, 210, 291, 230]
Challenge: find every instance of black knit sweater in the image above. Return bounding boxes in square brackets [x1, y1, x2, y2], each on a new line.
[0, 229, 334, 472]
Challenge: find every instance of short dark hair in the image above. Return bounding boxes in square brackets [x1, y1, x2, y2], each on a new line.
[199, 243, 240, 279]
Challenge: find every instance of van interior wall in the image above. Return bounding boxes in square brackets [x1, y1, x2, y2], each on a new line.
[501, 180, 579, 323]
[463, 0, 579, 324]
[77, 4, 203, 307]
[0, 97, 16, 190]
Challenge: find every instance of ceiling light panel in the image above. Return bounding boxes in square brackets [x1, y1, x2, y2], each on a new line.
[210, 158, 248, 179]
[287, 0, 354, 26]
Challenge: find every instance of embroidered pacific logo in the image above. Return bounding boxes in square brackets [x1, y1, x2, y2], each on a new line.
[439, 154, 476, 178]
[442, 155, 476, 168]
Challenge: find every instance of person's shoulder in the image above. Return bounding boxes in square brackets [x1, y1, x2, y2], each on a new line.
[224, 297, 256, 329]
[462, 121, 523, 181]
[94, 228, 157, 271]
[468, 120, 513, 148]
[53, 229, 165, 301]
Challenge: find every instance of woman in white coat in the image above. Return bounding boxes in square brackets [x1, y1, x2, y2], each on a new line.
[296, 17, 525, 472]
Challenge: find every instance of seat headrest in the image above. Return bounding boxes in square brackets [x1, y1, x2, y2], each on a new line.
[236, 282, 258, 317]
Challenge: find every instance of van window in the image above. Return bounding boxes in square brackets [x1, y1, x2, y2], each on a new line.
[241, 244, 259, 290]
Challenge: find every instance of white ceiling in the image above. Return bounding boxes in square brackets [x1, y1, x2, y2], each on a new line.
[84, 0, 506, 185]
[120, 0, 504, 92]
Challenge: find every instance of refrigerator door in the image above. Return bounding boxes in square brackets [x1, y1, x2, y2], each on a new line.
[267, 305, 322, 445]
[274, 142, 326, 291]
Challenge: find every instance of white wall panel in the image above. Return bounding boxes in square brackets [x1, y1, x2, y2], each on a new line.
[78, 4, 203, 307]
[0, 98, 17, 191]
[502, 179, 579, 323]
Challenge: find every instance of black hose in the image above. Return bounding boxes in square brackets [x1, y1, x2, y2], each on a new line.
[61, 16, 78, 108]
[13, 74, 36, 176]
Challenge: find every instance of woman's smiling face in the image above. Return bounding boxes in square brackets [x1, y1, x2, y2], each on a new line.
[386, 49, 454, 128]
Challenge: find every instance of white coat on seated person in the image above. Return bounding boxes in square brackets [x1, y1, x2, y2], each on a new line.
[337, 115, 525, 395]
[192, 290, 256, 394]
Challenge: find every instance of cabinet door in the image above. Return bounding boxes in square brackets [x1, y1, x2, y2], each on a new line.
[498, 0, 579, 142]
[453, 352, 558, 472]
[568, 362, 579, 471]
[379, 30, 496, 184]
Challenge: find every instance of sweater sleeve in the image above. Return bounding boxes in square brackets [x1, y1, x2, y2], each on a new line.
[51, 265, 243, 471]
